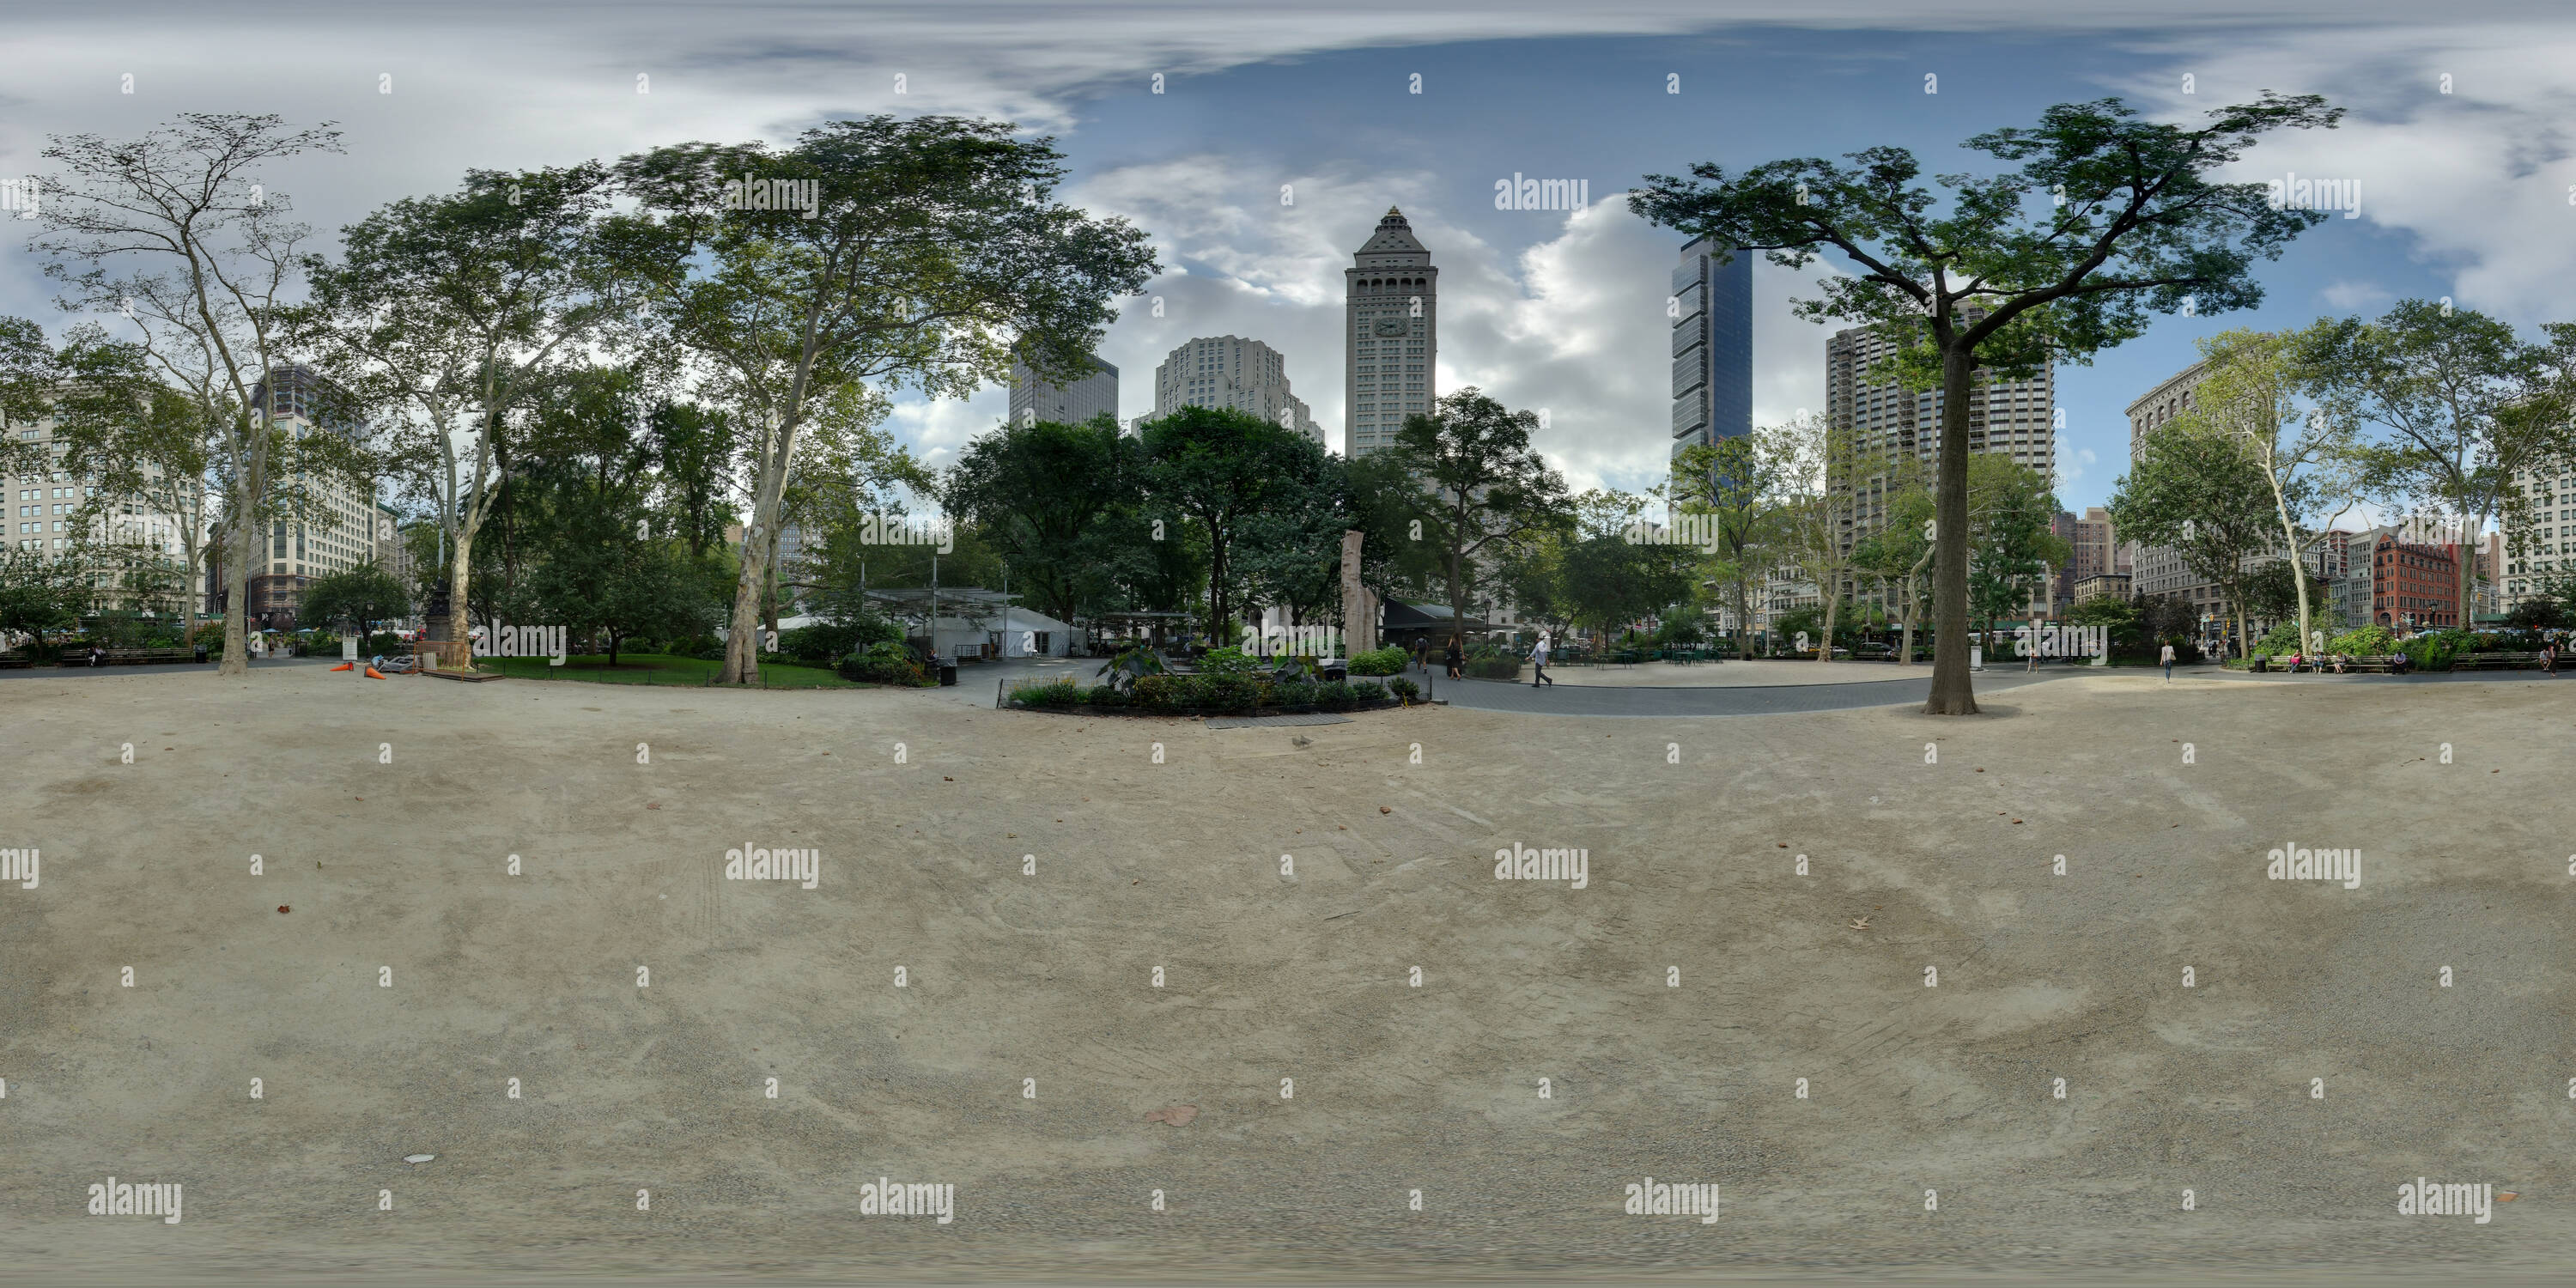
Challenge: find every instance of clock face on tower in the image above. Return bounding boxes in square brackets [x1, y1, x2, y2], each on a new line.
[1373, 318, 1408, 337]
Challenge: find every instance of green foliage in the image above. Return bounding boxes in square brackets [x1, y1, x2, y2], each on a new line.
[2250, 621, 2304, 657]
[1383, 389, 1573, 644]
[2326, 624, 2398, 655]
[835, 640, 930, 685]
[1347, 646, 1409, 676]
[1095, 643, 1166, 694]
[0, 547, 88, 647]
[2506, 597, 2569, 630]
[299, 562, 414, 632]
[1386, 677, 1420, 701]
[2398, 628, 2476, 671]
[1197, 645, 1263, 676]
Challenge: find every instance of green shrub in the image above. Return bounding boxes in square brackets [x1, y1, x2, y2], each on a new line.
[1198, 645, 1264, 676]
[2326, 625, 2398, 656]
[1272, 679, 1318, 708]
[1348, 645, 1408, 676]
[1315, 680, 1355, 709]
[1348, 679, 1387, 704]
[837, 641, 930, 685]
[1084, 683, 1127, 707]
[306, 632, 341, 657]
[1011, 679, 1083, 708]
[1132, 673, 1191, 709]
[1386, 677, 1420, 701]
[1467, 656, 1522, 679]
[1202, 673, 1261, 711]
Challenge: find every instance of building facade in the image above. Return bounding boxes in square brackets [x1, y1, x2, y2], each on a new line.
[246, 366, 380, 632]
[1668, 236, 1753, 463]
[2126, 361, 2221, 616]
[1344, 207, 1437, 458]
[2371, 532, 2461, 629]
[2498, 454, 2576, 611]
[1826, 318, 2056, 612]
[1151, 337, 1319, 445]
[1008, 356, 1120, 428]
[8, 393, 210, 620]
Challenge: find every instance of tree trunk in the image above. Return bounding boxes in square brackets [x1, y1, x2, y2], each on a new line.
[220, 483, 255, 677]
[447, 529, 476, 669]
[1818, 588, 1838, 662]
[1926, 344, 1978, 714]
[722, 512, 769, 684]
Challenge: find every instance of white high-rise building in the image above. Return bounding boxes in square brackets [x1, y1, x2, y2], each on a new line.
[1150, 337, 1319, 444]
[2500, 454, 2576, 611]
[1345, 207, 1438, 458]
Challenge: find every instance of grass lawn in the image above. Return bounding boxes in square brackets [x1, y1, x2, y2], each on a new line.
[471, 651, 865, 688]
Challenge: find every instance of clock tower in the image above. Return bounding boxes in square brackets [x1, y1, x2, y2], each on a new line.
[1344, 207, 1437, 458]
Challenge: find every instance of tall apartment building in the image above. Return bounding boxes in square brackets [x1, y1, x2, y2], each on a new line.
[1151, 337, 1320, 445]
[1826, 319, 2056, 610]
[1345, 207, 1437, 458]
[7, 392, 209, 618]
[2047, 506, 2127, 614]
[1669, 236, 1753, 463]
[2498, 453, 2576, 611]
[246, 365, 379, 632]
[2126, 361, 2222, 616]
[1008, 356, 1120, 428]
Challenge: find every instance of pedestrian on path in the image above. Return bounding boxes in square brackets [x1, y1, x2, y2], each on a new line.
[1532, 630, 1554, 687]
[2160, 641, 2175, 683]
[1443, 638, 1463, 680]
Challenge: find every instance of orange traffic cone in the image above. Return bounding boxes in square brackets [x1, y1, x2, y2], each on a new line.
[364, 666, 386, 679]
[331, 662, 355, 671]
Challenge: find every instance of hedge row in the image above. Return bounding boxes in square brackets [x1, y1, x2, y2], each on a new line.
[1008, 673, 1415, 714]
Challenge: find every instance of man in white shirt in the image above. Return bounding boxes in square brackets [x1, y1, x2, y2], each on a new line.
[2160, 641, 2175, 683]
[1532, 630, 1553, 687]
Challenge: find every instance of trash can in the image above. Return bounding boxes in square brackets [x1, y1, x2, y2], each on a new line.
[1319, 659, 1348, 683]
[938, 659, 957, 687]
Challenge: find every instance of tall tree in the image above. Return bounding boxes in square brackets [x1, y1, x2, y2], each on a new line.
[1771, 412, 1893, 662]
[1850, 465, 1936, 665]
[304, 162, 624, 665]
[1632, 92, 2342, 712]
[1134, 404, 1328, 642]
[1385, 388, 1571, 650]
[33, 112, 347, 675]
[942, 414, 1135, 630]
[2111, 423, 2277, 657]
[2184, 325, 2365, 655]
[46, 325, 217, 635]
[612, 114, 1157, 683]
[1671, 432, 1784, 657]
[2303, 301, 2570, 625]
[1964, 457, 2072, 649]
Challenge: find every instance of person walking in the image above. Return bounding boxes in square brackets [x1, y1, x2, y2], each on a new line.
[1443, 637, 1463, 681]
[1532, 629, 1554, 687]
[2160, 641, 2175, 683]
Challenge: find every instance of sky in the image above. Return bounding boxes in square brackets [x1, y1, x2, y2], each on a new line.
[3, 0, 2573, 513]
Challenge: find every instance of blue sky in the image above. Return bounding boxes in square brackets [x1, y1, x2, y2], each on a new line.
[3, 2, 2568, 514]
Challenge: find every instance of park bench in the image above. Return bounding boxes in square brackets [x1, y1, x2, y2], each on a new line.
[0, 653, 33, 669]
[2453, 651, 2551, 671]
[2331, 654, 2407, 674]
[99, 647, 199, 665]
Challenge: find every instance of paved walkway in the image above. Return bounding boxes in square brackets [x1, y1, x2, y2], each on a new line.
[0, 656, 332, 680]
[1437, 664, 2086, 716]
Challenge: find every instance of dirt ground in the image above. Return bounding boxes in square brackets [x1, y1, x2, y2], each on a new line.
[3, 665, 2573, 1284]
